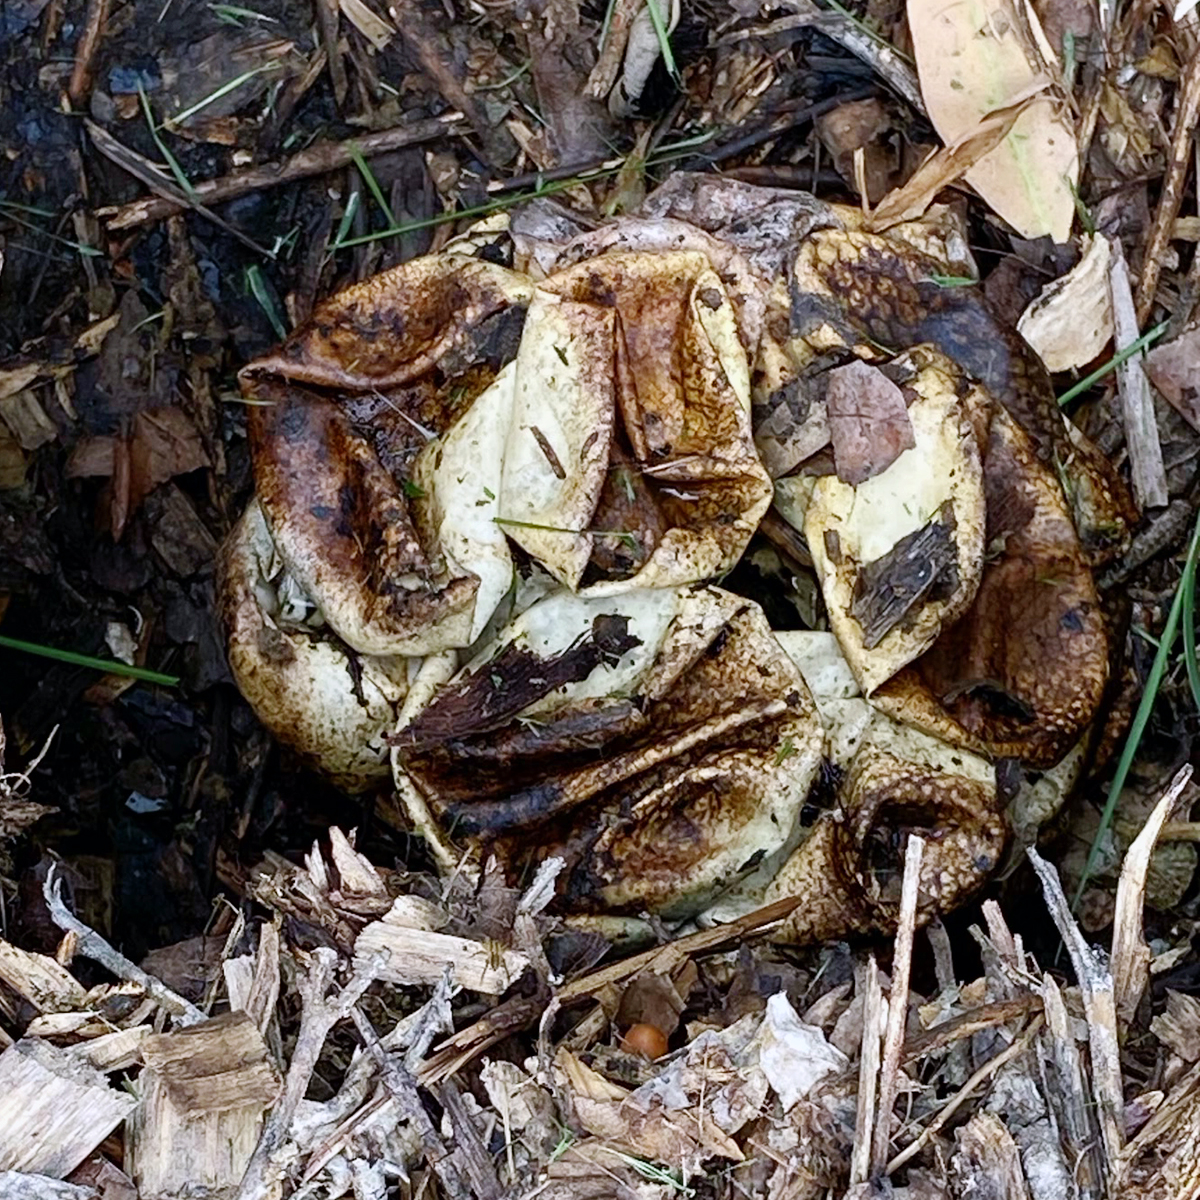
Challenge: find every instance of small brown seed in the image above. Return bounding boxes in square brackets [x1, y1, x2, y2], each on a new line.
[621, 1022, 668, 1059]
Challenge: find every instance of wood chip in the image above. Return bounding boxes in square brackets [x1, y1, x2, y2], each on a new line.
[0, 940, 88, 1015]
[355, 907, 530, 994]
[0, 1040, 136, 1177]
[128, 1012, 280, 1200]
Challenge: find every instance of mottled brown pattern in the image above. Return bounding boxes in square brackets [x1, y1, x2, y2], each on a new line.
[791, 229, 1135, 565]
[872, 398, 1108, 767]
[397, 593, 825, 919]
[219, 176, 1126, 945]
[769, 748, 1006, 945]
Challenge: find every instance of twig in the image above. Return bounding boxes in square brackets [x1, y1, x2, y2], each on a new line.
[885, 1016, 1044, 1175]
[347, 1002, 484, 1198]
[871, 834, 923, 1177]
[1097, 497, 1197, 588]
[389, 0, 502, 164]
[99, 115, 463, 230]
[42, 864, 205, 1025]
[1026, 848, 1124, 1183]
[434, 1080, 504, 1199]
[557, 892, 810, 1003]
[1111, 765, 1194, 1027]
[1110, 238, 1168, 509]
[1136, 45, 1200, 325]
[86, 121, 273, 258]
[418, 892, 813, 1088]
[719, 0, 923, 112]
[849, 958, 884, 1186]
[1040, 974, 1104, 1200]
[313, 0, 347, 107]
[236, 948, 383, 1200]
[67, 0, 109, 106]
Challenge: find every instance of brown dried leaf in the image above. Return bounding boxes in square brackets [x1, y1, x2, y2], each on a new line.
[1145, 327, 1200, 433]
[866, 98, 1031, 232]
[825, 359, 915, 485]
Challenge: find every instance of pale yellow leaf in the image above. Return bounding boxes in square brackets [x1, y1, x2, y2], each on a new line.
[907, 0, 1078, 241]
[1017, 233, 1113, 372]
[338, 0, 395, 49]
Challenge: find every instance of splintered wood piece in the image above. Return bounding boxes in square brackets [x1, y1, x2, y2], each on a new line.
[1039, 975, 1102, 1197]
[0, 940, 88, 1015]
[948, 1112, 1031, 1200]
[1109, 238, 1168, 511]
[70, 1026, 150, 1074]
[354, 909, 530, 995]
[1026, 848, 1124, 1182]
[0, 1173, 98, 1199]
[1112, 766, 1194, 1028]
[0, 1039, 136, 1177]
[126, 1011, 280, 1200]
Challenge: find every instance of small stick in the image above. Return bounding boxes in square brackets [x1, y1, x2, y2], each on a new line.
[86, 120, 273, 258]
[1027, 848, 1124, 1182]
[1110, 237, 1168, 510]
[1136, 47, 1200, 326]
[849, 957, 883, 1186]
[717, 0, 922, 112]
[314, 0, 347, 106]
[67, 0, 109, 107]
[871, 834, 923, 1177]
[389, 0, 499, 162]
[42, 865, 204, 1025]
[348, 1004, 482, 1198]
[1111, 765, 1193, 1027]
[236, 948, 382, 1200]
[100, 115, 464, 230]
[885, 1016, 1044, 1175]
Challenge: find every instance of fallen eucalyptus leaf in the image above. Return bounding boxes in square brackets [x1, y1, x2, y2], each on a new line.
[907, 0, 1078, 241]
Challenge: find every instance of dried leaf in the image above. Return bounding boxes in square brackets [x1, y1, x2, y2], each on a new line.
[1145, 327, 1200, 433]
[1017, 234, 1114, 372]
[866, 97, 1030, 232]
[825, 359, 915, 485]
[755, 993, 848, 1111]
[907, 0, 1078, 240]
[338, 0, 395, 48]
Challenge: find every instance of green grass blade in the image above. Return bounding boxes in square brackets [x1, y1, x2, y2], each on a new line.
[170, 63, 279, 126]
[644, 0, 681, 86]
[0, 635, 180, 686]
[138, 85, 199, 203]
[1072, 505, 1200, 909]
[347, 146, 397, 229]
[245, 264, 287, 339]
[1057, 320, 1170, 407]
[1183, 544, 1200, 714]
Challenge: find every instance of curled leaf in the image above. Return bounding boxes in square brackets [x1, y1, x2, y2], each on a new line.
[219, 501, 408, 790]
[393, 586, 824, 919]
